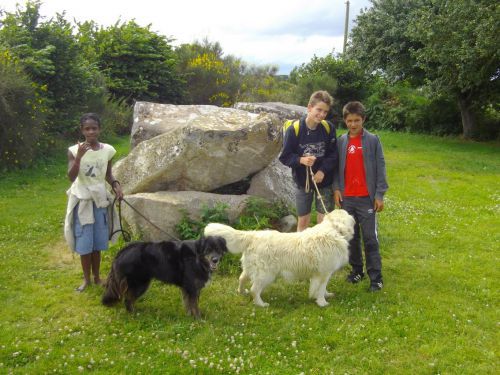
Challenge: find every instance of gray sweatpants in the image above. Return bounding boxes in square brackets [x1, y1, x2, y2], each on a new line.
[342, 196, 383, 283]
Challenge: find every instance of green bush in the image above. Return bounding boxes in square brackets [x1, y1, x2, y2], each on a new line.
[175, 204, 230, 240]
[365, 79, 461, 135]
[0, 49, 48, 170]
[175, 198, 291, 240]
[290, 55, 368, 124]
[0, 2, 108, 137]
[88, 20, 185, 104]
[474, 102, 500, 141]
[83, 85, 133, 139]
[292, 71, 337, 107]
[236, 197, 290, 230]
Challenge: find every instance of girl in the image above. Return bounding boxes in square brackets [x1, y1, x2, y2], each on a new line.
[64, 113, 123, 292]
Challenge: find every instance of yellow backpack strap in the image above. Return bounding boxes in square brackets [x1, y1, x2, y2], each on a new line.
[321, 120, 331, 134]
[283, 119, 301, 137]
[293, 120, 300, 137]
[283, 120, 292, 135]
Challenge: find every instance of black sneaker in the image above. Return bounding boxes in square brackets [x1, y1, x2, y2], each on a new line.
[346, 271, 364, 284]
[369, 281, 383, 292]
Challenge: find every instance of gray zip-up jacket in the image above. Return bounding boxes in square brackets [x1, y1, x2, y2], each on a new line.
[333, 129, 388, 202]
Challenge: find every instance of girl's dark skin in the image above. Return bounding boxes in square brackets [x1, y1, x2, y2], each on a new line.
[68, 118, 123, 292]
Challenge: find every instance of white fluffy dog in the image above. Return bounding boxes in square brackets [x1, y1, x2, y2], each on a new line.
[204, 209, 355, 307]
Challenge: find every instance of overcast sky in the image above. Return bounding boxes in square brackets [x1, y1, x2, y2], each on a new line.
[0, 0, 372, 74]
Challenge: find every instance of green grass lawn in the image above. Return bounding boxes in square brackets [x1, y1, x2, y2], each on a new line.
[0, 132, 498, 374]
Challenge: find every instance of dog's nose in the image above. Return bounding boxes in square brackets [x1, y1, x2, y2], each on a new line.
[212, 257, 219, 264]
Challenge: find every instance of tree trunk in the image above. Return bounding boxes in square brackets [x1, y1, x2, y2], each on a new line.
[457, 92, 475, 139]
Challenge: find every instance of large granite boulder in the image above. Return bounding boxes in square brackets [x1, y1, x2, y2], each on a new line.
[246, 157, 296, 208]
[121, 191, 251, 241]
[233, 102, 306, 122]
[132, 102, 249, 148]
[114, 103, 282, 194]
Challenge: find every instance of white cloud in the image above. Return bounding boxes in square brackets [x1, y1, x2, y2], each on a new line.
[0, 0, 371, 73]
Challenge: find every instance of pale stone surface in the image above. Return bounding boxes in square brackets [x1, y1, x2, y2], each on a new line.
[233, 102, 307, 122]
[121, 191, 251, 242]
[247, 157, 296, 208]
[131, 102, 277, 148]
[114, 103, 282, 194]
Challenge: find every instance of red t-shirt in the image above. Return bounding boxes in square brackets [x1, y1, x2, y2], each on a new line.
[344, 134, 369, 197]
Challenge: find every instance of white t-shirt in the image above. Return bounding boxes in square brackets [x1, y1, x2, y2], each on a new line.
[68, 143, 116, 207]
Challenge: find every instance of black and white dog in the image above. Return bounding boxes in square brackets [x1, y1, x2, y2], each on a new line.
[102, 236, 227, 318]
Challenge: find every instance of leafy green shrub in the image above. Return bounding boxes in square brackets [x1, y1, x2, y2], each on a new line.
[237, 64, 296, 104]
[84, 89, 133, 139]
[199, 203, 230, 225]
[473, 102, 500, 141]
[175, 204, 230, 240]
[290, 55, 368, 123]
[365, 79, 461, 135]
[100, 97, 133, 136]
[0, 49, 48, 170]
[292, 71, 337, 107]
[175, 39, 240, 106]
[175, 209, 204, 240]
[236, 197, 290, 230]
[88, 20, 185, 104]
[0, 2, 109, 137]
[176, 198, 292, 240]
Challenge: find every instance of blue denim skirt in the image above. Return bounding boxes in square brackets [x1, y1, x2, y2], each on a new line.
[73, 203, 109, 255]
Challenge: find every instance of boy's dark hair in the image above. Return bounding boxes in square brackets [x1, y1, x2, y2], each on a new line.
[80, 113, 101, 127]
[343, 101, 366, 119]
[308, 90, 334, 108]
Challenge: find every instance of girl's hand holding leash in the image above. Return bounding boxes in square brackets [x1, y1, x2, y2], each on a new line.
[111, 180, 124, 201]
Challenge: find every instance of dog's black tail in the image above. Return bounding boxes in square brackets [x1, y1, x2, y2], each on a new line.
[102, 263, 128, 307]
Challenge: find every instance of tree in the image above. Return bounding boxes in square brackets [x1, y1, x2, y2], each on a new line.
[348, 0, 427, 84]
[364, 76, 461, 135]
[238, 63, 292, 103]
[290, 54, 368, 123]
[0, 47, 48, 170]
[348, 0, 499, 139]
[175, 39, 242, 106]
[0, 1, 101, 133]
[81, 20, 185, 104]
[408, 0, 499, 139]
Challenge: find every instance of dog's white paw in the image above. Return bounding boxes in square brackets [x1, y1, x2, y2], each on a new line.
[238, 288, 249, 295]
[255, 301, 269, 307]
[316, 299, 329, 307]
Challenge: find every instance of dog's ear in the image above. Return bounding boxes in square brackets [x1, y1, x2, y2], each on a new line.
[217, 236, 228, 253]
[196, 236, 207, 254]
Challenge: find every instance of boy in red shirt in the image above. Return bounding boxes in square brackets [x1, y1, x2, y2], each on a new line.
[334, 102, 388, 291]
